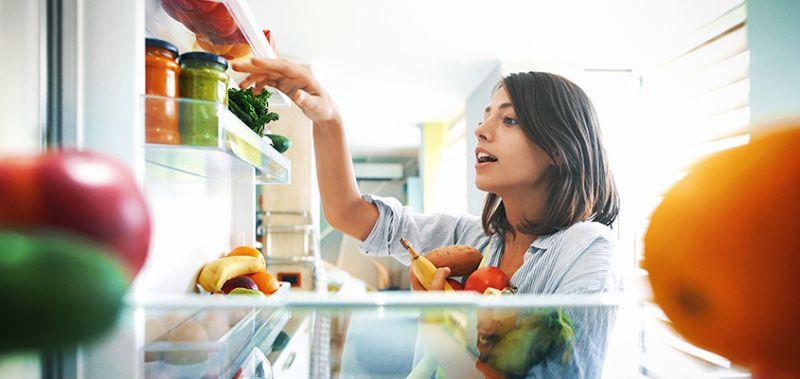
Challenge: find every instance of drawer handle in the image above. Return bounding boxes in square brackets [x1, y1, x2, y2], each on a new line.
[282, 352, 296, 370]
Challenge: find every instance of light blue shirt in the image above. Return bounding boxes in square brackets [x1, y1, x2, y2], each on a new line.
[359, 194, 622, 378]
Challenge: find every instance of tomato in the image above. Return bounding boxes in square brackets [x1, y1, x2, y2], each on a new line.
[198, 4, 238, 39]
[0, 151, 151, 278]
[464, 267, 511, 294]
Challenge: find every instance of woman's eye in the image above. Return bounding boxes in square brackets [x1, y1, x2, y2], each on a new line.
[477, 121, 483, 126]
[503, 117, 519, 126]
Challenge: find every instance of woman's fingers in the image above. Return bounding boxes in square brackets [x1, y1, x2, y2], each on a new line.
[252, 77, 280, 95]
[233, 59, 304, 80]
[429, 267, 451, 291]
[410, 267, 452, 291]
[234, 58, 337, 122]
[231, 60, 291, 76]
[250, 58, 303, 78]
[231, 62, 264, 73]
[409, 268, 424, 291]
[238, 74, 261, 89]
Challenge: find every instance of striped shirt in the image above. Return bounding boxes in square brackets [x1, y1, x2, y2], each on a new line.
[358, 194, 622, 378]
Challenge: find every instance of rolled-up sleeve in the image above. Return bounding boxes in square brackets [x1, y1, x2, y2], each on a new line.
[358, 194, 485, 265]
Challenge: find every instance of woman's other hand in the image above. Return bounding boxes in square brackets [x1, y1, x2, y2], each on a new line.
[409, 266, 451, 291]
[232, 58, 339, 123]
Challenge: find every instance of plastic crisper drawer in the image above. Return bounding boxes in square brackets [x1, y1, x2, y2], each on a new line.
[145, 0, 291, 107]
[143, 282, 289, 379]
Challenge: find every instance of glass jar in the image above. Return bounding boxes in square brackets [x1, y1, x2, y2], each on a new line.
[145, 38, 180, 144]
[178, 52, 229, 146]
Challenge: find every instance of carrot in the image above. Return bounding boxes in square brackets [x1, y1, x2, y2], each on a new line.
[424, 245, 483, 277]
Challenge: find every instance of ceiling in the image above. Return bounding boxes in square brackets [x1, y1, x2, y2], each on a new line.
[249, 0, 743, 157]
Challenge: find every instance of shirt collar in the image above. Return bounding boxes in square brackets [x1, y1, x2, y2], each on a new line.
[531, 229, 564, 250]
[490, 229, 559, 253]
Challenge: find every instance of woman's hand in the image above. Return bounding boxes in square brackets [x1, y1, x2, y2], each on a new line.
[232, 58, 339, 123]
[409, 266, 451, 291]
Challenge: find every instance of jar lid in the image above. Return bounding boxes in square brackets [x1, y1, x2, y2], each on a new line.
[178, 52, 229, 70]
[145, 38, 179, 57]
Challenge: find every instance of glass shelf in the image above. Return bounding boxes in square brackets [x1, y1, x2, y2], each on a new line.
[128, 291, 644, 379]
[145, 0, 291, 107]
[144, 95, 290, 184]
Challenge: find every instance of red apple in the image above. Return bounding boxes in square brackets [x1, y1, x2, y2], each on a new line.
[0, 151, 151, 278]
[221, 276, 258, 294]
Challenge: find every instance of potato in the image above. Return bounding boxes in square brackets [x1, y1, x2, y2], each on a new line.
[424, 245, 483, 277]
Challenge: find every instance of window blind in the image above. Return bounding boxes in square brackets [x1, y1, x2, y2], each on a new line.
[637, 2, 750, 263]
[636, 3, 753, 377]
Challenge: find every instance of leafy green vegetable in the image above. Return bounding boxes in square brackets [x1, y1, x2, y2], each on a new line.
[485, 307, 576, 377]
[228, 87, 280, 137]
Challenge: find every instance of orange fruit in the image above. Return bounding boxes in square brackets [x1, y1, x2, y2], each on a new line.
[246, 271, 280, 295]
[644, 126, 800, 376]
[227, 246, 261, 259]
[195, 34, 232, 56]
[222, 42, 251, 60]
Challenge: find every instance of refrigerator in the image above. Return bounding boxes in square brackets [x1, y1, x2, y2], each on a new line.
[1, 0, 324, 377]
[0, 1, 757, 378]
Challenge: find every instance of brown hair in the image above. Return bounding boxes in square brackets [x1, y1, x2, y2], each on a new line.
[481, 72, 619, 236]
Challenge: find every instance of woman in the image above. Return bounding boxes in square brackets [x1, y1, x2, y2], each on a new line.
[235, 59, 620, 378]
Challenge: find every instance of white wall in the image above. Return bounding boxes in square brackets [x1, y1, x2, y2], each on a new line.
[464, 62, 501, 215]
[748, 0, 800, 126]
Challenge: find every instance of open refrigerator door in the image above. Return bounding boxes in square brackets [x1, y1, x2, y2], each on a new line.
[40, 0, 308, 378]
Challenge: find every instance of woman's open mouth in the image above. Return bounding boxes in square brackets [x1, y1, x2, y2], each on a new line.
[475, 150, 498, 168]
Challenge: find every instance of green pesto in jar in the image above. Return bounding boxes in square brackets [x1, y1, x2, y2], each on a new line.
[178, 52, 229, 146]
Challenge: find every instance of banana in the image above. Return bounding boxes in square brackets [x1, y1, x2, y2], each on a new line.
[198, 255, 266, 293]
[401, 239, 454, 291]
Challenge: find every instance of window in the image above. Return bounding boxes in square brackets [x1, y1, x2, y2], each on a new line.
[637, 3, 750, 264]
[636, 3, 752, 377]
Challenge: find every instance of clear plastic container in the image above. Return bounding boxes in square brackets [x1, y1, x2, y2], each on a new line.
[146, 0, 290, 107]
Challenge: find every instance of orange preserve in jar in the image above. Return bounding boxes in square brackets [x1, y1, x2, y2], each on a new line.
[145, 38, 180, 144]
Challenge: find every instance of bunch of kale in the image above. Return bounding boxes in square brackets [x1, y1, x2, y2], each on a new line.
[228, 87, 279, 137]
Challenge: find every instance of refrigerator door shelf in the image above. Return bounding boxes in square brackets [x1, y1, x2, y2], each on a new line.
[144, 95, 290, 184]
[145, 0, 291, 107]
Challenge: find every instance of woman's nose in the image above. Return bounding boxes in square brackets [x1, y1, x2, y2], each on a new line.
[475, 121, 490, 141]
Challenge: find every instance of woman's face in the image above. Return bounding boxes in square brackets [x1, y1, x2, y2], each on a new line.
[474, 86, 554, 196]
